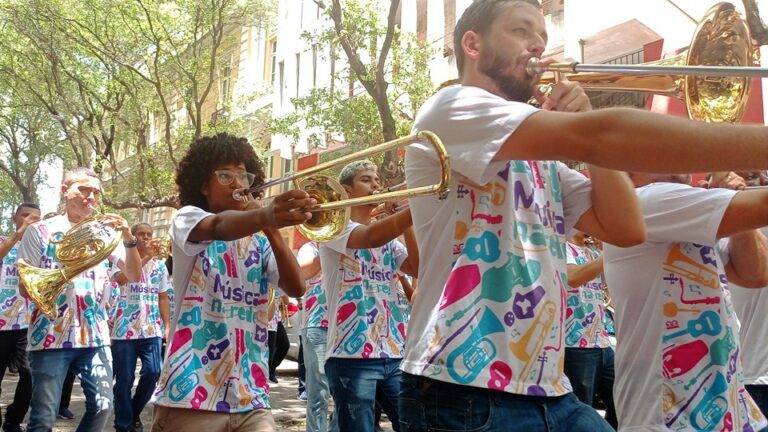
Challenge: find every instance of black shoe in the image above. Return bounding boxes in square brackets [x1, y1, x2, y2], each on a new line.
[57, 407, 75, 420]
[132, 419, 143, 432]
[115, 428, 132, 432]
[2, 423, 24, 432]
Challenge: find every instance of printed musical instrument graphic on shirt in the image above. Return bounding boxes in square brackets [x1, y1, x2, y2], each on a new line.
[683, 328, 735, 390]
[231, 131, 450, 242]
[18, 214, 124, 319]
[689, 372, 728, 430]
[663, 340, 709, 380]
[664, 302, 701, 317]
[446, 306, 505, 385]
[510, 300, 557, 393]
[662, 310, 722, 343]
[663, 244, 720, 290]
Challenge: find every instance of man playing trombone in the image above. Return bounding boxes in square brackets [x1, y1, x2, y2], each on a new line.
[18, 167, 142, 432]
[319, 160, 418, 432]
[401, 0, 768, 431]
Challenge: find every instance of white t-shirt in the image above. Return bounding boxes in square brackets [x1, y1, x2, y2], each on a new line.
[402, 85, 592, 396]
[729, 227, 768, 385]
[320, 222, 408, 359]
[0, 237, 28, 331]
[298, 241, 327, 329]
[18, 215, 125, 350]
[564, 242, 611, 348]
[111, 258, 171, 340]
[603, 183, 765, 431]
[154, 206, 279, 412]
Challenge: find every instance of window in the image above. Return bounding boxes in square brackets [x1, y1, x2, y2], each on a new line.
[265, 36, 278, 85]
[312, 44, 318, 87]
[279, 60, 285, 106]
[281, 158, 293, 192]
[220, 62, 232, 106]
[296, 53, 301, 97]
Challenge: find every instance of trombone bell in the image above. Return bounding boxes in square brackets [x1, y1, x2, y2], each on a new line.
[530, 3, 761, 123]
[295, 176, 351, 243]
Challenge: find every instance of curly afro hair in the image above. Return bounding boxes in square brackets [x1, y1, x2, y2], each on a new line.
[176, 133, 265, 211]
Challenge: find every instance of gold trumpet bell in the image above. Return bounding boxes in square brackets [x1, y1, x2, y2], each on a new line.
[295, 175, 351, 243]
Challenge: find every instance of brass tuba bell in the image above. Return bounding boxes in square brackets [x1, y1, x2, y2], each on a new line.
[18, 215, 124, 319]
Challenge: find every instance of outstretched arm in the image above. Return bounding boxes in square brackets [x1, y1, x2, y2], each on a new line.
[497, 107, 768, 173]
[345, 209, 413, 249]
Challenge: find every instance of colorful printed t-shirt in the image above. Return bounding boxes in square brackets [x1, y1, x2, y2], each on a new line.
[154, 206, 279, 413]
[0, 236, 28, 331]
[565, 242, 611, 348]
[604, 182, 766, 431]
[18, 215, 124, 350]
[320, 222, 408, 359]
[111, 258, 171, 340]
[403, 85, 593, 396]
[298, 241, 327, 329]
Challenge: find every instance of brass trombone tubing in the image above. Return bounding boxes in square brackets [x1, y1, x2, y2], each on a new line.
[234, 131, 451, 210]
[527, 58, 768, 78]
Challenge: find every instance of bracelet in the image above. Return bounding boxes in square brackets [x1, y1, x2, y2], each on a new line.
[123, 238, 139, 248]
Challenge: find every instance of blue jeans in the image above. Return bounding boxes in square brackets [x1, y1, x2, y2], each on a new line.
[398, 372, 613, 432]
[563, 347, 617, 429]
[303, 327, 337, 432]
[325, 357, 401, 432]
[28, 347, 114, 432]
[111, 337, 162, 429]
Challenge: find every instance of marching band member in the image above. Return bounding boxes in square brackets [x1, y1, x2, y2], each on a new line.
[320, 160, 418, 432]
[0, 203, 40, 432]
[110, 223, 172, 432]
[151, 133, 311, 432]
[401, 1, 768, 430]
[603, 171, 768, 430]
[19, 167, 141, 432]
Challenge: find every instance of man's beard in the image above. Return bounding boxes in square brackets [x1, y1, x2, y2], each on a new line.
[479, 49, 535, 102]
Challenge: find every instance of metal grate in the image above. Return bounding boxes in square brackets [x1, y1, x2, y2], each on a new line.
[587, 49, 648, 110]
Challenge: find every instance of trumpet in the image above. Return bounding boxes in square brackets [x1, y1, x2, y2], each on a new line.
[233, 131, 450, 242]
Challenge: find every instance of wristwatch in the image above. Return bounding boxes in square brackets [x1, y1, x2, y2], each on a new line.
[123, 238, 139, 248]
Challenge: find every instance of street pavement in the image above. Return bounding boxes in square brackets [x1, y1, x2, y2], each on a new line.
[0, 360, 395, 432]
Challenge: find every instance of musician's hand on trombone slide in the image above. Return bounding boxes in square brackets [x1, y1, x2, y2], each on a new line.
[261, 190, 316, 229]
[529, 58, 591, 113]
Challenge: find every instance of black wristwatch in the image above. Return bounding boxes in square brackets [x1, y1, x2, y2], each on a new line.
[123, 238, 139, 248]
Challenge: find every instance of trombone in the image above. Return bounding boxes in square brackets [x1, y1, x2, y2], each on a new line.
[233, 131, 450, 242]
[528, 3, 766, 123]
[436, 3, 767, 123]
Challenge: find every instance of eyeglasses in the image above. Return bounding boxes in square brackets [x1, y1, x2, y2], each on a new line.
[214, 170, 256, 186]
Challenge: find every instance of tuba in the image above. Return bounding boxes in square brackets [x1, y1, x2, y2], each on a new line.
[18, 214, 123, 319]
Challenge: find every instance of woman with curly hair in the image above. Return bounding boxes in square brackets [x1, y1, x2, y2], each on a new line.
[152, 133, 314, 432]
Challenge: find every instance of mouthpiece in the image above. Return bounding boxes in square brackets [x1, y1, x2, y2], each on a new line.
[232, 189, 248, 202]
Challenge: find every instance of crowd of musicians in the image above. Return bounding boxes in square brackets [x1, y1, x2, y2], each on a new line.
[3, 1, 768, 431]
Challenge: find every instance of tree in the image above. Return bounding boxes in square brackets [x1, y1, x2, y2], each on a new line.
[0, 0, 277, 211]
[273, 0, 434, 185]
